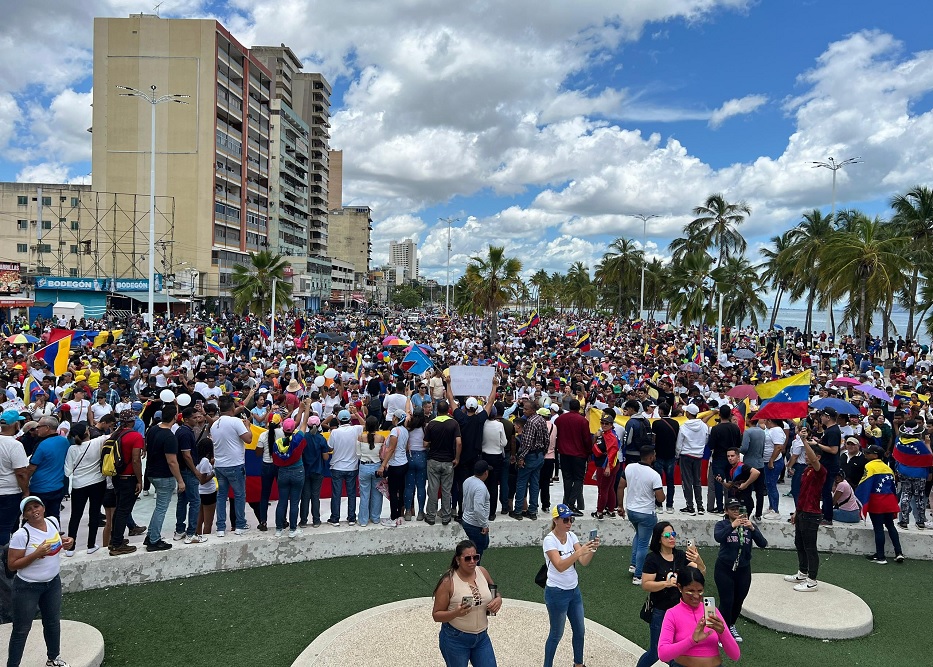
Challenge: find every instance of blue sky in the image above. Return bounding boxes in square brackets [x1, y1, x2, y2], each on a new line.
[3, 0, 933, 283]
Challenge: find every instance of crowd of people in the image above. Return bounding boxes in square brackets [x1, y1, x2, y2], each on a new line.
[0, 307, 931, 666]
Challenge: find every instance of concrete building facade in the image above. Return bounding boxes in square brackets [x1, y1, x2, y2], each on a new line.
[389, 238, 419, 284]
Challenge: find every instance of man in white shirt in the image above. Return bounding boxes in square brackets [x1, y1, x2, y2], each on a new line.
[326, 410, 363, 526]
[617, 446, 664, 585]
[65, 387, 91, 423]
[209, 395, 252, 537]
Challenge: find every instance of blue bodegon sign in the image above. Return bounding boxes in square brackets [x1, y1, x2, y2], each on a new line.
[35, 275, 163, 292]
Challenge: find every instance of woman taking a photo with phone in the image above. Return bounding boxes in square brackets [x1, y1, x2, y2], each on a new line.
[636, 521, 706, 667]
[713, 499, 768, 643]
[658, 568, 741, 667]
[432, 539, 502, 666]
[543, 503, 599, 667]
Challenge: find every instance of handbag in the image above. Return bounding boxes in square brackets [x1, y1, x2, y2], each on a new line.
[639, 594, 654, 623]
[534, 563, 548, 588]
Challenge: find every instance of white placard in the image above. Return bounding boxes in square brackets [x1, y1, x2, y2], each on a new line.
[448, 365, 496, 397]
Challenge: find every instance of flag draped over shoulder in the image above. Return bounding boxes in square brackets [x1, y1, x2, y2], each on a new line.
[33, 336, 72, 376]
[753, 370, 811, 420]
[732, 398, 750, 434]
[855, 458, 900, 517]
[892, 437, 933, 472]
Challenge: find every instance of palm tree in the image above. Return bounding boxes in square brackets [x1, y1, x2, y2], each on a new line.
[667, 251, 714, 345]
[566, 262, 597, 314]
[820, 213, 908, 350]
[230, 250, 293, 315]
[686, 194, 751, 267]
[643, 258, 668, 321]
[758, 232, 794, 329]
[530, 269, 550, 311]
[711, 256, 767, 328]
[786, 209, 835, 336]
[890, 185, 933, 340]
[463, 245, 523, 341]
[596, 238, 644, 316]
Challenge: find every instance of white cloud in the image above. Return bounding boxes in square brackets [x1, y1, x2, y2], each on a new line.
[15, 162, 72, 183]
[708, 94, 768, 128]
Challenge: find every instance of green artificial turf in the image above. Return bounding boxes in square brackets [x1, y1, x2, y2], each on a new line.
[64, 545, 928, 667]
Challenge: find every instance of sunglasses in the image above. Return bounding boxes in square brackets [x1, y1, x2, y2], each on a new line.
[460, 555, 480, 562]
[662, 531, 677, 538]
[560, 517, 574, 523]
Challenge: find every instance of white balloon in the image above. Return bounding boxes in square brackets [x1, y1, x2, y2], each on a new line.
[314, 376, 326, 387]
[176, 394, 192, 407]
[539, 395, 551, 408]
[324, 368, 337, 379]
[159, 389, 176, 403]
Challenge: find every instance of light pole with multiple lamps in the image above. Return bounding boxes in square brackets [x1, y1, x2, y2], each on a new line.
[440, 216, 459, 314]
[631, 213, 658, 320]
[811, 156, 862, 222]
[117, 84, 189, 330]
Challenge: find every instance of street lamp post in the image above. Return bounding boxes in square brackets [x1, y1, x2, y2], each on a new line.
[811, 156, 862, 223]
[631, 214, 658, 320]
[440, 217, 459, 314]
[117, 85, 189, 330]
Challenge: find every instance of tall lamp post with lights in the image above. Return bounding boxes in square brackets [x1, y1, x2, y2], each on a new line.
[440, 216, 459, 314]
[811, 156, 862, 222]
[117, 85, 189, 330]
[631, 213, 658, 321]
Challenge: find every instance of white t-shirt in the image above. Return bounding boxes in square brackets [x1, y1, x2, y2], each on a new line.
[210, 415, 249, 468]
[196, 457, 216, 494]
[388, 427, 409, 467]
[623, 462, 662, 515]
[0, 434, 28, 495]
[256, 430, 272, 464]
[66, 399, 91, 422]
[64, 434, 108, 489]
[408, 426, 426, 452]
[91, 402, 113, 423]
[543, 530, 580, 590]
[328, 424, 363, 471]
[764, 426, 787, 461]
[10, 517, 63, 583]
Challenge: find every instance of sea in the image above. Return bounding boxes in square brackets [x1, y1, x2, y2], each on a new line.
[738, 307, 916, 341]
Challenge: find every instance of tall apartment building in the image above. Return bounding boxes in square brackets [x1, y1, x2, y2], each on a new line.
[291, 73, 331, 257]
[389, 238, 419, 283]
[92, 14, 274, 304]
[328, 206, 372, 279]
[327, 150, 343, 211]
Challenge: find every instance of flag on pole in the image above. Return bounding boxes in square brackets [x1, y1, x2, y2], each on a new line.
[497, 354, 509, 369]
[575, 333, 591, 353]
[631, 318, 643, 330]
[528, 310, 540, 327]
[400, 344, 433, 375]
[23, 375, 45, 402]
[205, 338, 225, 360]
[259, 324, 270, 340]
[690, 346, 702, 364]
[753, 371, 811, 420]
[772, 349, 782, 376]
[565, 325, 578, 338]
[379, 319, 388, 336]
[354, 353, 364, 380]
[33, 335, 72, 376]
[526, 361, 537, 379]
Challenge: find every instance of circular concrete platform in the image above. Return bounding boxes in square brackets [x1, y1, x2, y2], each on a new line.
[0, 619, 104, 666]
[292, 597, 643, 666]
[741, 573, 873, 639]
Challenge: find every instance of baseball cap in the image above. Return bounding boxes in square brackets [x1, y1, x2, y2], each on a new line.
[549, 404, 560, 412]
[338, 409, 352, 423]
[282, 418, 296, 432]
[725, 498, 743, 509]
[131, 401, 143, 411]
[473, 460, 492, 475]
[19, 495, 43, 513]
[551, 503, 574, 519]
[820, 406, 838, 419]
[0, 409, 25, 425]
[391, 409, 407, 421]
[683, 404, 700, 415]
[865, 444, 885, 458]
[465, 397, 479, 410]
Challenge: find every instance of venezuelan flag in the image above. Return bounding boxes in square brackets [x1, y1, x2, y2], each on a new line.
[23, 375, 44, 402]
[205, 338, 225, 360]
[92, 330, 123, 348]
[732, 398, 750, 434]
[690, 346, 702, 364]
[354, 353, 363, 380]
[631, 318, 643, 330]
[379, 319, 388, 336]
[528, 310, 540, 327]
[497, 353, 509, 369]
[575, 333, 591, 353]
[772, 349, 782, 376]
[754, 370, 811, 420]
[565, 325, 578, 338]
[259, 324, 270, 340]
[517, 322, 530, 336]
[855, 459, 901, 517]
[526, 361, 537, 379]
[33, 335, 72, 376]
[892, 437, 933, 471]
[348, 340, 358, 359]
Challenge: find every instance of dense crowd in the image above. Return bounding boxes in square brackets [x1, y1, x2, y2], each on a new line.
[0, 308, 931, 666]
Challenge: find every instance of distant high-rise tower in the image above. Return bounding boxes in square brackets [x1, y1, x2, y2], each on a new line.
[389, 239, 418, 284]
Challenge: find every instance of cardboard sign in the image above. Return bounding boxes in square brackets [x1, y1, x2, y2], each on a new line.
[448, 365, 496, 397]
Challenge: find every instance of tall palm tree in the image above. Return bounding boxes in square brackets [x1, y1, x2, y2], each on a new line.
[666, 251, 714, 345]
[643, 258, 668, 321]
[597, 238, 644, 316]
[711, 256, 767, 328]
[890, 185, 933, 340]
[786, 209, 835, 336]
[530, 269, 550, 311]
[566, 262, 597, 314]
[686, 194, 752, 267]
[231, 250, 293, 315]
[759, 231, 795, 329]
[463, 245, 523, 341]
[820, 213, 908, 350]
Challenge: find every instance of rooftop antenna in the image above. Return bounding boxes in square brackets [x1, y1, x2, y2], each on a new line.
[153, 2, 163, 17]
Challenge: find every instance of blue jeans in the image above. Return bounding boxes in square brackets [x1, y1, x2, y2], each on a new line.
[833, 507, 861, 523]
[654, 457, 678, 508]
[0, 492, 22, 546]
[147, 477, 176, 544]
[461, 521, 489, 561]
[175, 469, 201, 536]
[258, 461, 278, 525]
[790, 462, 806, 504]
[765, 459, 785, 512]
[709, 457, 730, 510]
[300, 472, 324, 525]
[215, 465, 247, 531]
[544, 585, 584, 667]
[438, 623, 497, 667]
[405, 450, 428, 513]
[628, 510, 658, 577]
[275, 463, 304, 531]
[8, 574, 62, 666]
[329, 468, 358, 523]
[358, 462, 383, 526]
[635, 606, 666, 667]
[514, 451, 544, 515]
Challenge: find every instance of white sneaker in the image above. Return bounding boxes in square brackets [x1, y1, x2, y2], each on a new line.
[288, 528, 303, 538]
[184, 534, 194, 544]
[86, 545, 100, 555]
[729, 625, 743, 643]
[46, 657, 70, 667]
[173, 531, 186, 541]
[234, 527, 247, 536]
[380, 518, 396, 527]
[143, 490, 150, 496]
[216, 530, 226, 538]
[274, 529, 284, 537]
[783, 571, 807, 583]
[190, 535, 207, 543]
[632, 577, 642, 585]
[64, 550, 75, 558]
[628, 565, 636, 574]
[666, 506, 674, 514]
[764, 510, 781, 520]
[793, 579, 819, 592]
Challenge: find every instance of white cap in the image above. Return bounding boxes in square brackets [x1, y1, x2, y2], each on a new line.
[465, 397, 479, 410]
[683, 404, 700, 415]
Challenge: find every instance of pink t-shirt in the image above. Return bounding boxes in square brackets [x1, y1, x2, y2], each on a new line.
[658, 600, 741, 662]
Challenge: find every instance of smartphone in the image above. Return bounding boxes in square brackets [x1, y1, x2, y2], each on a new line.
[703, 597, 716, 625]
[589, 529, 598, 541]
[461, 595, 474, 607]
[685, 539, 694, 549]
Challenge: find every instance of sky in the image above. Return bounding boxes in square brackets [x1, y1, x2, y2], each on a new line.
[3, 1, 933, 285]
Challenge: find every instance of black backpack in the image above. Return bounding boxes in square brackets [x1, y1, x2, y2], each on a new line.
[631, 417, 656, 450]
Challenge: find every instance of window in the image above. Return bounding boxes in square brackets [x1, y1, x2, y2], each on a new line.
[16, 220, 27, 230]
[41, 197, 51, 206]
[16, 244, 27, 253]
[16, 196, 27, 206]
[41, 221, 51, 230]
[71, 197, 79, 207]
[70, 221, 80, 230]
[37, 244, 51, 253]
[70, 245, 79, 254]
[69, 269, 78, 277]
[60, 196, 66, 202]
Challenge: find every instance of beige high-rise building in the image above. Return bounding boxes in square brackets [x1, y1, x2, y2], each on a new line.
[389, 238, 419, 283]
[327, 206, 372, 278]
[92, 14, 274, 303]
[327, 150, 343, 210]
[291, 73, 331, 257]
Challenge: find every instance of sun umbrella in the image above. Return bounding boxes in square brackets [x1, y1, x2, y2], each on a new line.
[810, 397, 861, 415]
[732, 349, 756, 360]
[5, 334, 38, 344]
[382, 335, 409, 347]
[726, 384, 758, 400]
[830, 377, 862, 387]
[403, 343, 434, 354]
[581, 349, 605, 358]
[854, 383, 895, 404]
[773, 324, 783, 330]
[680, 362, 702, 372]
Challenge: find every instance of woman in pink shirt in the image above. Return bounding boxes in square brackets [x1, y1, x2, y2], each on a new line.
[658, 568, 740, 667]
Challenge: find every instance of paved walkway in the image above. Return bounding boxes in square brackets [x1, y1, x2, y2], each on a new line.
[0, 620, 104, 667]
